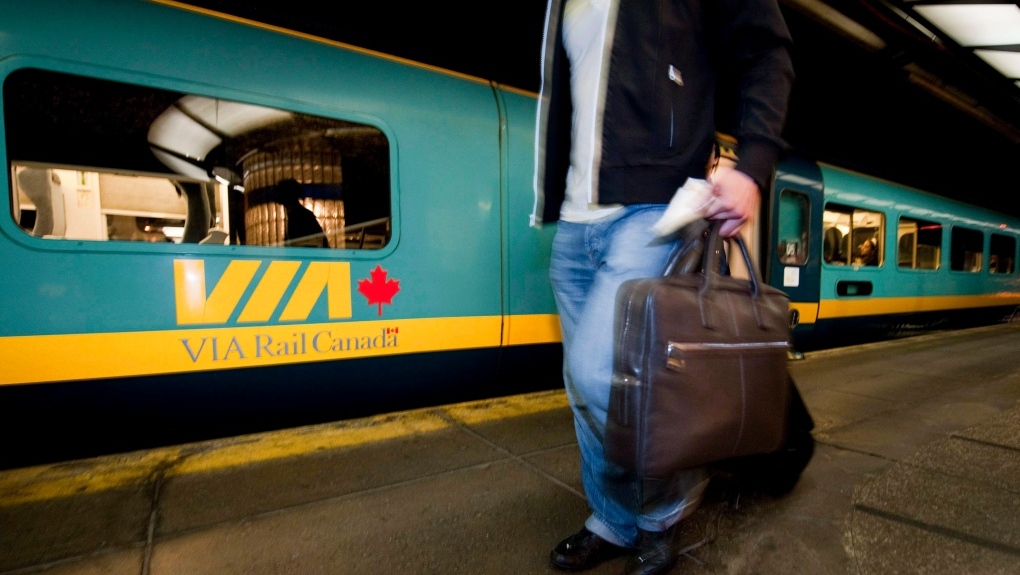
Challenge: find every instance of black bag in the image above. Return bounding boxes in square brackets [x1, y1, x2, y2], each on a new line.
[605, 221, 793, 479]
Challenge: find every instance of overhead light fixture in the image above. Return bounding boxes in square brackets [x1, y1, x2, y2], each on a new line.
[975, 49, 1020, 79]
[905, 3, 1020, 121]
[913, 4, 1020, 47]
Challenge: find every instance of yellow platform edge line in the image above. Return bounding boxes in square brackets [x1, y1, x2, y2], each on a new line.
[0, 389, 569, 506]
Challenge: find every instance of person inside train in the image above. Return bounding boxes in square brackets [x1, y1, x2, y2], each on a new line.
[532, 1, 794, 574]
[856, 237, 878, 266]
[277, 179, 328, 248]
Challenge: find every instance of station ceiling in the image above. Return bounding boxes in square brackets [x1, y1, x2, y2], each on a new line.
[176, 0, 1020, 216]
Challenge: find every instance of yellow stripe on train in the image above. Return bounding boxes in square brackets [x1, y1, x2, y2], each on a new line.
[789, 303, 819, 325]
[818, 293, 1020, 319]
[0, 314, 563, 386]
[0, 317, 497, 386]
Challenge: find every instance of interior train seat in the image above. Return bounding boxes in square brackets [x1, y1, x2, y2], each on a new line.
[823, 226, 843, 263]
[199, 228, 228, 245]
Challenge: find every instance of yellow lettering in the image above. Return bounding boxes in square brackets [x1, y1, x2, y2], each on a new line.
[174, 260, 261, 325]
[175, 260, 352, 325]
[238, 261, 301, 322]
[279, 262, 352, 321]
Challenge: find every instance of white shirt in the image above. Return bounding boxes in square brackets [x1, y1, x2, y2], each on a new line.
[560, 0, 622, 222]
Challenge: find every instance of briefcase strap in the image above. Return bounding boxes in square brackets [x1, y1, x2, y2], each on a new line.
[662, 220, 710, 276]
[663, 221, 771, 330]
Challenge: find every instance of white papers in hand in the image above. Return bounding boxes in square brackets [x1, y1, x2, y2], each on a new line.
[650, 178, 712, 238]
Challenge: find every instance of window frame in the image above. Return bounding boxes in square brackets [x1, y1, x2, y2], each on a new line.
[776, 188, 811, 267]
[949, 226, 984, 273]
[822, 202, 885, 268]
[2, 59, 400, 259]
[896, 215, 943, 272]
[989, 232, 1017, 275]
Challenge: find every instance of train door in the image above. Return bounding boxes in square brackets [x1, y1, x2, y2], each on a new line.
[766, 156, 824, 336]
[489, 85, 562, 391]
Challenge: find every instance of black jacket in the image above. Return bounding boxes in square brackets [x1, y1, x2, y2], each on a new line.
[533, 0, 794, 224]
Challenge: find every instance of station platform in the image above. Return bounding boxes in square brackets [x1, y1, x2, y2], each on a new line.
[2, 322, 1020, 575]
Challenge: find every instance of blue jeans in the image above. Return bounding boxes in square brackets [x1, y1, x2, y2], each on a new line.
[549, 205, 708, 548]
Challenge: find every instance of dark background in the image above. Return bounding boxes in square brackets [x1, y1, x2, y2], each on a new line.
[177, 0, 1020, 217]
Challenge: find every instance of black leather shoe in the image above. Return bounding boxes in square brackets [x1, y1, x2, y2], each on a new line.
[622, 526, 679, 575]
[550, 527, 626, 571]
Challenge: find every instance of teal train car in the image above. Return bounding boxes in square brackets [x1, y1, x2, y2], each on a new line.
[2, 0, 1018, 467]
[768, 158, 1020, 348]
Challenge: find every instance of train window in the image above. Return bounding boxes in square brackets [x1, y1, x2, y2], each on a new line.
[989, 234, 1016, 274]
[897, 217, 942, 270]
[822, 204, 883, 267]
[777, 190, 809, 265]
[950, 227, 983, 272]
[5, 68, 391, 249]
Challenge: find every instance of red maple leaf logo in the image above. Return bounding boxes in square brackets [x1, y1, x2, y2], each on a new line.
[357, 265, 400, 316]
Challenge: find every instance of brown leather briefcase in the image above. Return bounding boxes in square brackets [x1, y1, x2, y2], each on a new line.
[605, 222, 791, 479]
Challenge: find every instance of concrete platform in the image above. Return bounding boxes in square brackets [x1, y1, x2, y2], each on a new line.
[2, 323, 1019, 575]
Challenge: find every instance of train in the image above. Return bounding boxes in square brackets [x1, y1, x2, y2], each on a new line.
[2, 0, 1019, 469]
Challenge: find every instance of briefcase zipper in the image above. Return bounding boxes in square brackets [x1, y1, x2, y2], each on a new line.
[666, 341, 789, 371]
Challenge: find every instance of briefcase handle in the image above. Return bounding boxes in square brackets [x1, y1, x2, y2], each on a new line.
[662, 220, 711, 276]
[663, 220, 771, 330]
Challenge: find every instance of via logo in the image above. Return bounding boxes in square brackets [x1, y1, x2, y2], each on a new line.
[173, 259, 352, 325]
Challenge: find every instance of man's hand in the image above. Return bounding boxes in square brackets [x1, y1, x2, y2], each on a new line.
[703, 167, 759, 237]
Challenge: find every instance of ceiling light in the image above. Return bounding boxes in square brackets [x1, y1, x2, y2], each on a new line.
[914, 4, 1020, 47]
[975, 49, 1020, 78]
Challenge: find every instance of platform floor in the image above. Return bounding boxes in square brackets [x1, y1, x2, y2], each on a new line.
[2, 323, 1020, 575]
